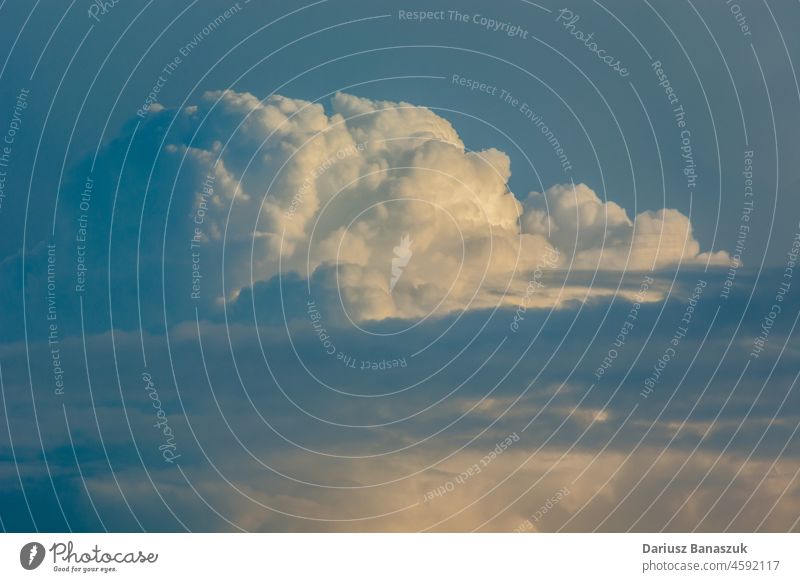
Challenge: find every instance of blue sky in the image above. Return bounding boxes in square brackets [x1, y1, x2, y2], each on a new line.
[1, 0, 799, 532]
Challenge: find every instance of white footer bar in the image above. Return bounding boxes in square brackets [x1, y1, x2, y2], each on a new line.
[1, 533, 797, 581]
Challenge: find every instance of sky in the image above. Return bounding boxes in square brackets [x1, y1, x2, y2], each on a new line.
[0, 0, 799, 532]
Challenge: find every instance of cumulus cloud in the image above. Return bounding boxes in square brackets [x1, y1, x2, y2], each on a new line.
[0, 89, 722, 334]
[154, 89, 727, 322]
[520, 183, 729, 271]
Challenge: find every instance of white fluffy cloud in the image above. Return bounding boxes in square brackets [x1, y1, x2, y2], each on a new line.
[166, 90, 727, 321]
[521, 183, 730, 271]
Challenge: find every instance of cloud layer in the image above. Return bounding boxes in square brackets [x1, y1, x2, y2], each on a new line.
[158, 90, 728, 322]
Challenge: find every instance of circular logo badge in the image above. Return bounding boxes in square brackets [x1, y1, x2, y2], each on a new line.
[19, 542, 46, 570]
